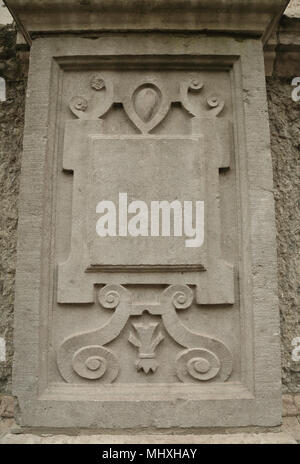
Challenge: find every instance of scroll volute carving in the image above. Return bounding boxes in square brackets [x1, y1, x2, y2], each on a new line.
[179, 78, 225, 118]
[68, 74, 227, 133]
[60, 71, 233, 385]
[57, 285, 233, 384]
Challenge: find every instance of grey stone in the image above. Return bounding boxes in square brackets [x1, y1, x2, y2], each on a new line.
[0, 23, 26, 395]
[0, 431, 297, 444]
[0, 394, 14, 417]
[0, 417, 298, 443]
[4, 0, 288, 45]
[266, 78, 300, 393]
[282, 394, 298, 416]
[0, 418, 15, 435]
[294, 394, 300, 413]
[264, 15, 300, 76]
[282, 416, 300, 441]
[8, 1, 284, 429]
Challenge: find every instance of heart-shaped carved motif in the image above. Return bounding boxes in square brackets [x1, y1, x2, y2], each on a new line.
[133, 86, 161, 123]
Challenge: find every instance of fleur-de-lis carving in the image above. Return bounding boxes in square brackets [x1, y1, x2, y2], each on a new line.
[128, 322, 164, 374]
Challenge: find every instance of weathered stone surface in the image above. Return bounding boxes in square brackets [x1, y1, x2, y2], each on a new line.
[0, 417, 14, 434]
[264, 14, 300, 76]
[0, 431, 297, 444]
[266, 77, 300, 393]
[10, 28, 282, 429]
[0, 23, 26, 394]
[0, 416, 299, 444]
[0, 394, 14, 417]
[264, 2, 300, 77]
[1, 43, 298, 402]
[282, 394, 298, 416]
[0, 3, 299, 425]
[283, 416, 300, 441]
[294, 394, 300, 413]
[4, 0, 288, 44]
[0, 0, 288, 431]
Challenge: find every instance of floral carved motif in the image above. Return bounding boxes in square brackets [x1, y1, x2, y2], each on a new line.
[128, 323, 164, 374]
[68, 75, 226, 133]
[57, 285, 233, 383]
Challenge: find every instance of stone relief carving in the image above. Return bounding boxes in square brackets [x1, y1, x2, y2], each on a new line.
[57, 285, 233, 383]
[123, 78, 171, 133]
[128, 322, 164, 374]
[69, 74, 114, 120]
[179, 78, 225, 118]
[68, 75, 225, 133]
[58, 72, 234, 306]
[57, 71, 235, 385]
[11, 4, 283, 428]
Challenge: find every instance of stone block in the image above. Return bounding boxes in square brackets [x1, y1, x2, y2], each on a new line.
[0, 395, 14, 418]
[282, 395, 298, 416]
[293, 394, 300, 414]
[0, 431, 297, 445]
[8, 0, 284, 430]
[282, 416, 300, 441]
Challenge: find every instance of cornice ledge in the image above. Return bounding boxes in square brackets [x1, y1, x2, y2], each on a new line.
[4, 0, 289, 46]
[264, 14, 300, 76]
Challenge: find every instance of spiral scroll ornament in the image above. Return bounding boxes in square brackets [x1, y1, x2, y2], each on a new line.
[72, 345, 119, 382]
[207, 95, 220, 108]
[162, 285, 193, 310]
[98, 285, 121, 309]
[160, 285, 233, 382]
[70, 96, 88, 112]
[176, 348, 221, 382]
[57, 284, 233, 384]
[189, 78, 203, 91]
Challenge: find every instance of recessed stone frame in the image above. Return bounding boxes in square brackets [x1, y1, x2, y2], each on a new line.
[13, 34, 281, 429]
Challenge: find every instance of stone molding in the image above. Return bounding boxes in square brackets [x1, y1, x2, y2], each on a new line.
[4, 0, 289, 46]
[264, 15, 300, 75]
[2, 393, 300, 420]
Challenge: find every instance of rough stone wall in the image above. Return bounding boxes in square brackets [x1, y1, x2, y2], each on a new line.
[0, 28, 299, 398]
[267, 77, 300, 394]
[0, 24, 26, 394]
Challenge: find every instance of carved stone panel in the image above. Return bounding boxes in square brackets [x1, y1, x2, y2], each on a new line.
[13, 34, 281, 429]
[67, 134, 207, 270]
